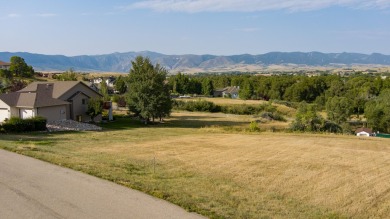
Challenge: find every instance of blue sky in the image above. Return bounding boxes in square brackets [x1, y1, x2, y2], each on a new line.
[1, 0, 390, 56]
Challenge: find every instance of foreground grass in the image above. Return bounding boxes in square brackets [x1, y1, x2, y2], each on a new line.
[1, 112, 390, 218]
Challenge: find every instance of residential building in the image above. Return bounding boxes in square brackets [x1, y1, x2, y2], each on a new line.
[0, 81, 102, 123]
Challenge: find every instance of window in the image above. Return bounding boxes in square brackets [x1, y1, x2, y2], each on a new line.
[82, 98, 87, 105]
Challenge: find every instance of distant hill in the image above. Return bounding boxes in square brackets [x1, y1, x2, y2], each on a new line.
[1, 51, 390, 73]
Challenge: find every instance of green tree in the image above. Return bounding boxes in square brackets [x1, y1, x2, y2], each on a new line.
[239, 78, 254, 100]
[9, 56, 34, 77]
[0, 78, 10, 93]
[365, 89, 390, 133]
[291, 102, 324, 132]
[100, 80, 110, 101]
[326, 96, 353, 124]
[86, 97, 103, 122]
[171, 72, 190, 94]
[114, 75, 127, 94]
[202, 78, 214, 96]
[57, 68, 77, 81]
[126, 56, 172, 123]
[0, 69, 12, 79]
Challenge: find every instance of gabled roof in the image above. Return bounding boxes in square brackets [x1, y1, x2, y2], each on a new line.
[0, 61, 11, 66]
[215, 88, 228, 92]
[1, 81, 102, 108]
[18, 81, 102, 98]
[355, 127, 373, 134]
[67, 91, 90, 101]
[223, 86, 239, 94]
[0, 92, 69, 108]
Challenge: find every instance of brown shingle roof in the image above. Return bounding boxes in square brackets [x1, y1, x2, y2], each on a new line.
[19, 81, 81, 98]
[0, 61, 11, 66]
[355, 127, 373, 134]
[0, 92, 20, 106]
[0, 84, 69, 108]
[19, 81, 102, 98]
[224, 86, 239, 94]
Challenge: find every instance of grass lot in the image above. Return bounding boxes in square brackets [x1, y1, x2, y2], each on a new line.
[179, 97, 297, 117]
[1, 112, 390, 218]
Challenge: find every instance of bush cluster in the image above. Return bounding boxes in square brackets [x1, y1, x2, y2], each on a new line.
[220, 105, 261, 115]
[0, 117, 47, 133]
[271, 100, 299, 109]
[173, 99, 220, 112]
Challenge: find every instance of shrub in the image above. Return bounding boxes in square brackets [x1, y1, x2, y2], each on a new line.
[321, 121, 343, 133]
[260, 112, 286, 122]
[102, 111, 109, 120]
[30, 116, 47, 131]
[272, 100, 299, 109]
[173, 99, 220, 112]
[111, 94, 120, 103]
[220, 105, 259, 115]
[117, 96, 127, 107]
[248, 121, 260, 132]
[1, 116, 47, 132]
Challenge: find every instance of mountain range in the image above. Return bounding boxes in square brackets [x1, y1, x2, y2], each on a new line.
[1, 51, 390, 73]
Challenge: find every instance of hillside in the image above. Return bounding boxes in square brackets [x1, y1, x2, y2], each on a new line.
[1, 51, 390, 73]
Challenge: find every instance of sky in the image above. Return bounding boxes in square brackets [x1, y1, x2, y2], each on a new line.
[1, 0, 390, 56]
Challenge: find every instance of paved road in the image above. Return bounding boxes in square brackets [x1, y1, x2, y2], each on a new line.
[0, 149, 205, 219]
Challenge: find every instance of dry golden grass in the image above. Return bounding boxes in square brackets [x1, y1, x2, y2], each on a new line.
[1, 111, 389, 218]
[180, 97, 297, 117]
[108, 132, 390, 218]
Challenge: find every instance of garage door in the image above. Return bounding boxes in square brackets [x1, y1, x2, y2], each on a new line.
[20, 108, 34, 119]
[0, 109, 9, 123]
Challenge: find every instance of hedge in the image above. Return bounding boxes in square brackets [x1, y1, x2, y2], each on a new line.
[0, 116, 47, 133]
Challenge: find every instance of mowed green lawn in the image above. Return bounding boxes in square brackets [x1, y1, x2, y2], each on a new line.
[1, 112, 390, 218]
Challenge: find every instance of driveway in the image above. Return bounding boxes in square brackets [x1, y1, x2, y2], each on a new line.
[0, 149, 205, 219]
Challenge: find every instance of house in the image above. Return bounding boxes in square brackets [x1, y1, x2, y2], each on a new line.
[355, 127, 373, 137]
[92, 77, 103, 84]
[105, 76, 116, 88]
[0, 81, 102, 123]
[223, 86, 239, 99]
[213, 88, 227, 97]
[213, 86, 240, 99]
[0, 61, 11, 70]
[91, 76, 117, 94]
[85, 82, 100, 92]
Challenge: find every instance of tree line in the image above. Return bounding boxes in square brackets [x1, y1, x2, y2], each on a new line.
[167, 73, 390, 133]
[0, 56, 35, 93]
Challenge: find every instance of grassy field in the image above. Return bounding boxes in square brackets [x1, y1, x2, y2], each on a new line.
[178, 97, 297, 117]
[1, 112, 390, 218]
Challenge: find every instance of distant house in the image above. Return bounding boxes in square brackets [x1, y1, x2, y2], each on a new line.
[91, 76, 117, 94]
[213, 86, 240, 99]
[223, 86, 239, 99]
[0, 60, 11, 70]
[105, 76, 116, 88]
[92, 77, 103, 84]
[355, 127, 373, 137]
[213, 88, 227, 97]
[0, 81, 102, 123]
[85, 82, 100, 92]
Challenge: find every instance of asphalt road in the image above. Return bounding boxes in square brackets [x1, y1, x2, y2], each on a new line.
[0, 149, 205, 219]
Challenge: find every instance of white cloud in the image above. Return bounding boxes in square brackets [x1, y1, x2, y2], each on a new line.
[36, 13, 57, 17]
[8, 13, 21, 18]
[124, 0, 390, 13]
